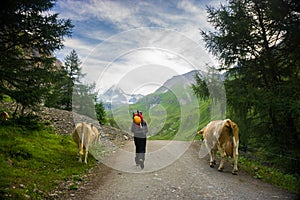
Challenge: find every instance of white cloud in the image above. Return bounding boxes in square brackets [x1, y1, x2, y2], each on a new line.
[54, 0, 224, 94]
[82, 28, 216, 95]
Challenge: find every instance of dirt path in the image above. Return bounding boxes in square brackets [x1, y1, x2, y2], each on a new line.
[3, 103, 295, 199]
[62, 140, 297, 200]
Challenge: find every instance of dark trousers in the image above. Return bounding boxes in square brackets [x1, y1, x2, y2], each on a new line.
[134, 137, 146, 163]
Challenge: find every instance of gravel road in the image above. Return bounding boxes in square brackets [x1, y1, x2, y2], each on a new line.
[66, 140, 298, 200]
[3, 103, 296, 199]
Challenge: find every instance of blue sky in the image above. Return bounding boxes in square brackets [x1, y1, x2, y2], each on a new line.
[53, 0, 226, 95]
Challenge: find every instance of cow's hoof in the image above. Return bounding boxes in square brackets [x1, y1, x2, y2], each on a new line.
[232, 171, 238, 175]
[210, 160, 216, 168]
[218, 168, 224, 172]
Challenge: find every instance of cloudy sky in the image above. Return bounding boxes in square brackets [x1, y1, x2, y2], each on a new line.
[53, 0, 226, 95]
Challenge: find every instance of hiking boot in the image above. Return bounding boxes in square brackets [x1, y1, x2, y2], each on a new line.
[139, 159, 144, 169]
[135, 158, 139, 166]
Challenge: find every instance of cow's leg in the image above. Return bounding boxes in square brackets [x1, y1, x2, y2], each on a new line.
[205, 142, 215, 167]
[208, 149, 214, 168]
[232, 150, 238, 175]
[84, 147, 88, 164]
[78, 152, 82, 162]
[210, 149, 217, 167]
[218, 146, 226, 172]
[78, 143, 83, 162]
[232, 138, 239, 175]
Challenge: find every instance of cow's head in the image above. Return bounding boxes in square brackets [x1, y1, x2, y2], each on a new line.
[196, 129, 205, 141]
[197, 127, 206, 135]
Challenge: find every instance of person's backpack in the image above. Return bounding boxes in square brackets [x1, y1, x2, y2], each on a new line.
[133, 115, 141, 125]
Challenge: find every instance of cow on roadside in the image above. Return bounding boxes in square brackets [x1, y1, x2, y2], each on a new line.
[198, 119, 239, 175]
[72, 122, 99, 164]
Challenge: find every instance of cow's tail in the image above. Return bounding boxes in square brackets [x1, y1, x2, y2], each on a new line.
[79, 122, 84, 156]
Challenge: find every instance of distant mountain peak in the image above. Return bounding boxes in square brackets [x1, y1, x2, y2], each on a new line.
[99, 70, 202, 110]
[99, 86, 144, 109]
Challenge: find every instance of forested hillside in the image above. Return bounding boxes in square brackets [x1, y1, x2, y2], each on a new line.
[192, 0, 300, 174]
[0, 0, 105, 123]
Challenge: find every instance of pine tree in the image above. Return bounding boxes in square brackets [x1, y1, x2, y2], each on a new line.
[44, 61, 70, 110]
[197, 0, 299, 172]
[0, 0, 73, 114]
[63, 50, 85, 111]
[72, 82, 98, 118]
[95, 100, 107, 125]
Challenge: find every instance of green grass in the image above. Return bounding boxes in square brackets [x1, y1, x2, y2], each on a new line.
[239, 156, 300, 194]
[111, 86, 210, 141]
[0, 120, 97, 199]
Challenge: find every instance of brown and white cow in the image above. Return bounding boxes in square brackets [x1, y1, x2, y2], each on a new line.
[72, 122, 99, 164]
[198, 119, 239, 175]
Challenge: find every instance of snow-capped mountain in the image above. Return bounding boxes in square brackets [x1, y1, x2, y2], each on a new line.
[99, 70, 204, 110]
[99, 86, 144, 110]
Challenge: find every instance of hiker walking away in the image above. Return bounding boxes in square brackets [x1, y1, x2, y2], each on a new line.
[131, 111, 148, 169]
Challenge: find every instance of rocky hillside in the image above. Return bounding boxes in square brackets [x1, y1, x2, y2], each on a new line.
[0, 102, 132, 146]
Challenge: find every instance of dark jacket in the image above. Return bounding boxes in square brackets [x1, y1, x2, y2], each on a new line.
[131, 121, 148, 138]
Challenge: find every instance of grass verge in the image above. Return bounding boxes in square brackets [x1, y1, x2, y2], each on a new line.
[239, 156, 300, 194]
[0, 120, 97, 199]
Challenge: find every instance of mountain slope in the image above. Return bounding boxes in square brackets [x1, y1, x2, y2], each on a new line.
[111, 70, 211, 140]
